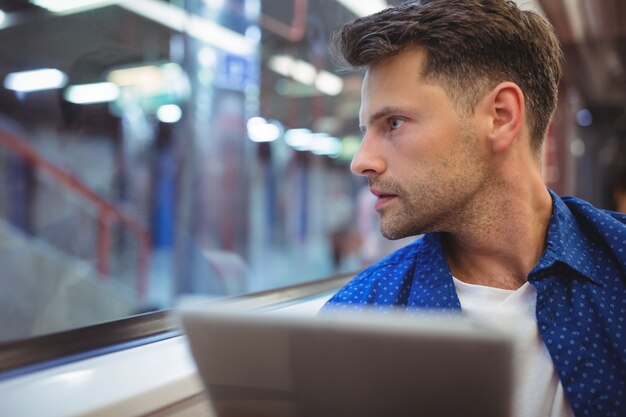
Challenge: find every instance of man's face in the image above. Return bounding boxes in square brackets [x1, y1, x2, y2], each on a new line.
[354, 47, 489, 239]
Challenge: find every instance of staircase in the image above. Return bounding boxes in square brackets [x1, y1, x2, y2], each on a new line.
[0, 218, 135, 343]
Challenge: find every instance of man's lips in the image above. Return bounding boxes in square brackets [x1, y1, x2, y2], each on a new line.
[371, 189, 398, 210]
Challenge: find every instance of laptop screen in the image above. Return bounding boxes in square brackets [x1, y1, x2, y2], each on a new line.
[180, 305, 513, 417]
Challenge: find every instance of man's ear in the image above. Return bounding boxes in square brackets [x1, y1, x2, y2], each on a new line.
[479, 82, 525, 153]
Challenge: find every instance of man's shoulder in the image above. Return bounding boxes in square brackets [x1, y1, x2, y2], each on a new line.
[555, 193, 626, 275]
[560, 194, 626, 227]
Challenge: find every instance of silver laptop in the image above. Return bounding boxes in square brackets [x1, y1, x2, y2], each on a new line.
[179, 303, 513, 417]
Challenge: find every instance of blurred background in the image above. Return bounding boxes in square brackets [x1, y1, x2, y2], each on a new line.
[0, 0, 624, 343]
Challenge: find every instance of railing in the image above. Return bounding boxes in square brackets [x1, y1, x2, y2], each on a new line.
[0, 126, 151, 302]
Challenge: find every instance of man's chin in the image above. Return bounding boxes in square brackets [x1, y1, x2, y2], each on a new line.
[380, 217, 431, 240]
[380, 226, 418, 240]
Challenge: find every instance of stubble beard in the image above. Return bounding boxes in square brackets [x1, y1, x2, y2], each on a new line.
[375, 129, 487, 240]
[376, 179, 455, 240]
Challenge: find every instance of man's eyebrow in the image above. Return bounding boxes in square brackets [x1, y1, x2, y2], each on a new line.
[359, 106, 407, 132]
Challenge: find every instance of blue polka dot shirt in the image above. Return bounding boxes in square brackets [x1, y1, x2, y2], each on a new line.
[324, 190, 626, 417]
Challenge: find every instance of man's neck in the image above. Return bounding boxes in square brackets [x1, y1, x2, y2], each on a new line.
[442, 179, 553, 290]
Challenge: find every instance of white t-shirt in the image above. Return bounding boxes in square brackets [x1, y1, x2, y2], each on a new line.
[453, 277, 574, 417]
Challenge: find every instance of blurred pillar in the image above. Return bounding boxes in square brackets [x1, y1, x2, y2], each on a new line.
[175, 0, 260, 295]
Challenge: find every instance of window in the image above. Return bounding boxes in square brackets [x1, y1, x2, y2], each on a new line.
[0, 0, 401, 349]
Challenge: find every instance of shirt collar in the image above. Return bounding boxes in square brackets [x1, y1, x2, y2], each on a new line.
[424, 189, 616, 288]
[532, 189, 604, 286]
[406, 233, 461, 310]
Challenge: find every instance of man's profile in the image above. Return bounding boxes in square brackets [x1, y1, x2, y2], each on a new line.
[323, 1, 626, 416]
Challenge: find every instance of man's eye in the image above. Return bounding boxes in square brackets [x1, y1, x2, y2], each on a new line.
[389, 118, 404, 130]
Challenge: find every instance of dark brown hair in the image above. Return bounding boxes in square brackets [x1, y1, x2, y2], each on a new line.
[334, 0, 563, 152]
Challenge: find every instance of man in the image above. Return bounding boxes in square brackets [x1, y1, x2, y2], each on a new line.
[323, 1, 626, 416]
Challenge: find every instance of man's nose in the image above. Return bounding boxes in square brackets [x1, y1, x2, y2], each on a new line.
[350, 133, 385, 176]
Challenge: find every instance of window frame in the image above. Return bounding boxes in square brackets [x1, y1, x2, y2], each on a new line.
[0, 273, 352, 379]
